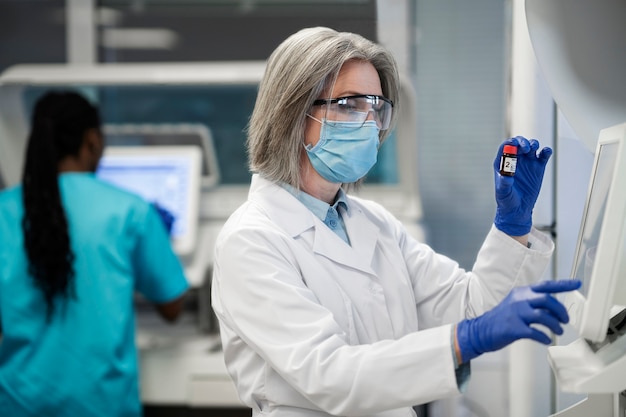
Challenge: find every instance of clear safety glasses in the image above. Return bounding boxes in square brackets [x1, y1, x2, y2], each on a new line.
[312, 94, 394, 131]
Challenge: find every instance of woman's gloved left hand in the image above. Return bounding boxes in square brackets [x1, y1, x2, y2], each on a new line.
[455, 279, 581, 363]
[493, 136, 553, 236]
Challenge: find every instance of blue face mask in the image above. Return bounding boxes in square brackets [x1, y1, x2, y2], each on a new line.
[305, 119, 380, 183]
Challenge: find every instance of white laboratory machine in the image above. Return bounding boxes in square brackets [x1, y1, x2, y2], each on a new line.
[0, 61, 425, 409]
[525, 0, 626, 415]
[546, 123, 626, 416]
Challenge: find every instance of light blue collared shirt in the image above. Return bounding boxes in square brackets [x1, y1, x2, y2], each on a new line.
[451, 328, 471, 392]
[281, 184, 350, 245]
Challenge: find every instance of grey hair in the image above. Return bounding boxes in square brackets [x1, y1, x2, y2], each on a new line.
[247, 26, 400, 189]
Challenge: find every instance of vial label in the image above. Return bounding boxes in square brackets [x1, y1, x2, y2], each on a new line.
[500, 156, 517, 176]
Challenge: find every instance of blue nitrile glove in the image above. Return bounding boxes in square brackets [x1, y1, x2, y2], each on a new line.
[456, 279, 581, 363]
[152, 202, 175, 235]
[493, 136, 553, 236]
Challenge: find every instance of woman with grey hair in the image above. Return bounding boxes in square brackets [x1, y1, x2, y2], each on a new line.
[211, 26, 578, 417]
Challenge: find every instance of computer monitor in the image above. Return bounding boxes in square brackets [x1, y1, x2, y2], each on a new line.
[564, 122, 626, 343]
[96, 145, 202, 257]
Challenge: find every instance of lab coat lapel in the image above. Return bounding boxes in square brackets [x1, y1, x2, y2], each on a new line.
[312, 201, 379, 276]
[248, 175, 316, 238]
[249, 175, 379, 275]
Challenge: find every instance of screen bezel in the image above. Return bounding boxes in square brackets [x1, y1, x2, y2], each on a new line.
[97, 145, 202, 257]
[565, 122, 626, 343]
[102, 124, 220, 189]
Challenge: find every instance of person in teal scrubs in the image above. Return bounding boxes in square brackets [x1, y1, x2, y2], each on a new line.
[0, 91, 189, 416]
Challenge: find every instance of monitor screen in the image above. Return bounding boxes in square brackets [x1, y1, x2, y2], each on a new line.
[564, 122, 626, 343]
[96, 145, 202, 257]
[571, 143, 617, 296]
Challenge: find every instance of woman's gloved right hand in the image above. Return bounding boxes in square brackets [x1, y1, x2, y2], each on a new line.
[455, 279, 582, 363]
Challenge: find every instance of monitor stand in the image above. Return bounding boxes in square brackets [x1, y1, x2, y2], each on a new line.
[179, 220, 217, 288]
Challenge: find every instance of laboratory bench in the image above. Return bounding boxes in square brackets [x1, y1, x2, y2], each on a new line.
[144, 406, 251, 417]
[136, 301, 247, 414]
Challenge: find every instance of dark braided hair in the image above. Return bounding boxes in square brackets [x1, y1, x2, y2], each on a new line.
[21, 91, 101, 319]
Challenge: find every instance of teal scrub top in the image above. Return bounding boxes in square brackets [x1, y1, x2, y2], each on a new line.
[0, 173, 189, 417]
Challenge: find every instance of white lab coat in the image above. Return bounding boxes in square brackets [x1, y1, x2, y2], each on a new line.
[212, 174, 554, 417]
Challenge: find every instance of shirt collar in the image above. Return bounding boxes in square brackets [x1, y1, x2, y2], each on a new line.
[280, 183, 349, 222]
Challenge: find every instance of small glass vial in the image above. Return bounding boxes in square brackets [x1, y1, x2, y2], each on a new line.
[499, 144, 517, 176]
